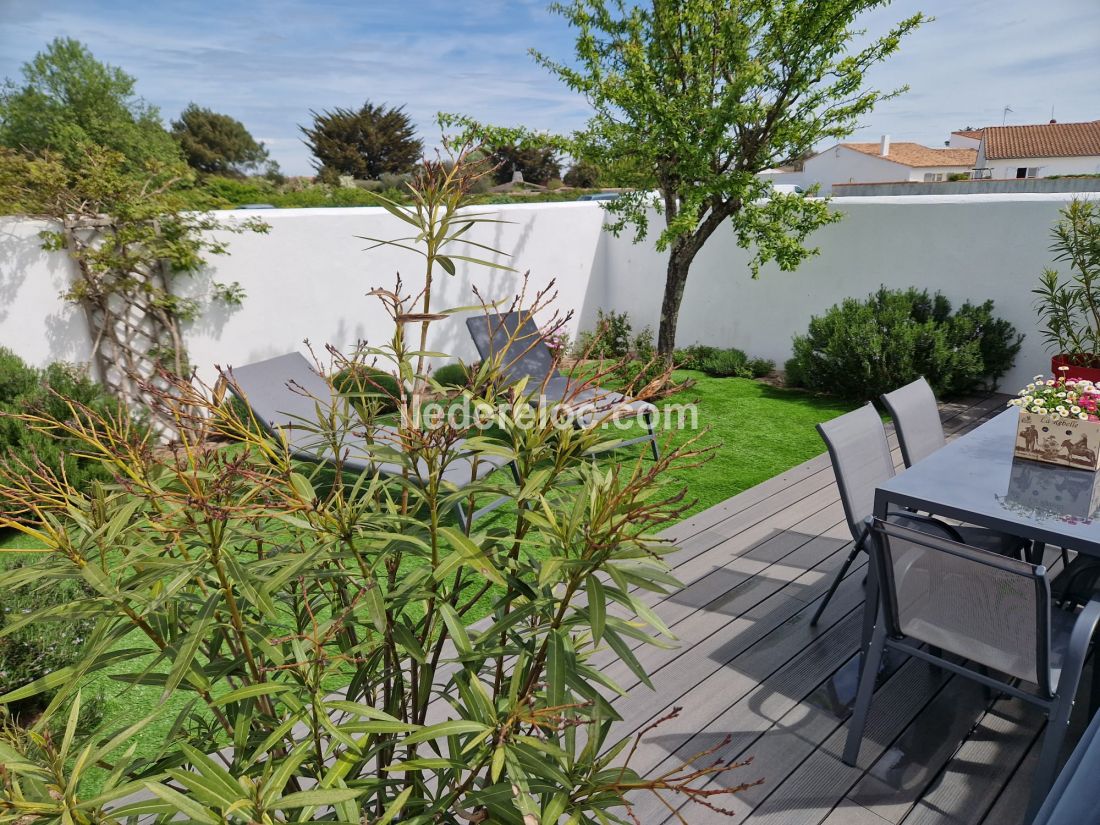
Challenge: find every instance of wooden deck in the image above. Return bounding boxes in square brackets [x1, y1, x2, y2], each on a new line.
[600, 394, 1095, 825]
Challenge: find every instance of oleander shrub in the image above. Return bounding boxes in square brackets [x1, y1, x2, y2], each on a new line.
[785, 287, 1022, 401]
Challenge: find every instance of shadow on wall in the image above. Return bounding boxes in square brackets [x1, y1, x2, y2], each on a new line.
[0, 219, 40, 324]
[0, 218, 93, 367]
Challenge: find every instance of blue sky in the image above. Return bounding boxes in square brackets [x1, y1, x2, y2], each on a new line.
[1, 0, 1097, 176]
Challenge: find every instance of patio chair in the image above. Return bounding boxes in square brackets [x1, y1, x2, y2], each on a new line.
[464, 311, 660, 460]
[879, 377, 945, 468]
[222, 352, 516, 530]
[844, 518, 1100, 823]
[882, 377, 1069, 569]
[809, 403, 1028, 627]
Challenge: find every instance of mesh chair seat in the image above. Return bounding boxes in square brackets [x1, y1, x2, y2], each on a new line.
[540, 376, 657, 425]
[845, 519, 1100, 823]
[881, 377, 947, 467]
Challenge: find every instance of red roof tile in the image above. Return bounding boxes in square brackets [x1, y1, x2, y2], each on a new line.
[982, 121, 1100, 160]
[841, 142, 977, 168]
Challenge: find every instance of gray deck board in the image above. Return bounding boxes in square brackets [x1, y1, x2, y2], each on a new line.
[600, 394, 1093, 825]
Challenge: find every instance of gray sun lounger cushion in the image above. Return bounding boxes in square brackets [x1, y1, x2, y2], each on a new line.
[225, 352, 507, 487]
[465, 312, 656, 420]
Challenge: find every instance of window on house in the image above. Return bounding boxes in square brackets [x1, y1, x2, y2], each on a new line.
[1016, 167, 1040, 178]
[923, 172, 944, 182]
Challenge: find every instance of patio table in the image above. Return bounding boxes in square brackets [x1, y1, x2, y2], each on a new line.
[866, 405, 1100, 653]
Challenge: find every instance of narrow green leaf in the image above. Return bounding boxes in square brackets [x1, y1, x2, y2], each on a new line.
[438, 603, 471, 656]
[277, 788, 364, 810]
[547, 630, 566, 707]
[587, 576, 606, 645]
[143, 782, 218, 824]
[376, 787, 413, 825]
[402, 719, 490, 746]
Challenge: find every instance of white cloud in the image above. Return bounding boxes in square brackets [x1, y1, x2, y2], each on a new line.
[1, 0, 1096, 174]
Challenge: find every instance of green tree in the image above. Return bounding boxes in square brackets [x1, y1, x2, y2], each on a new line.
[300, 101, 423, 181]
[0, 37, 180, 170]
[447, 0, 924, 364]
[563, 159, 600, 187]
[171, 103, 275, 176]
[489, 144, 561, 185]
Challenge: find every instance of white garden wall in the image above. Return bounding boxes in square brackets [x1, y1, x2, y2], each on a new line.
[0, 193, 1089, 394]
[603, 193, 1086, 392]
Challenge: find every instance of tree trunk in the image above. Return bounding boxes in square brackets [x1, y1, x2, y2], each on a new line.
[657, 242, 694, 366]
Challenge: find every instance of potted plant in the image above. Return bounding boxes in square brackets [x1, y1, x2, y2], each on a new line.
[1034, 199, 1100, 381]
[1009, 370, 1100, 470]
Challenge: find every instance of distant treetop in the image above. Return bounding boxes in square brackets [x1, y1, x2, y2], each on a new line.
[172, 103, 275, 177]
[300, 102, 423, 181]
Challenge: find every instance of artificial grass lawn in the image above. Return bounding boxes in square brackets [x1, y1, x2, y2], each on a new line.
[0, 371, 856, 782]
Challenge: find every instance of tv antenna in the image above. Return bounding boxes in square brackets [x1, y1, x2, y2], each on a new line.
[1002, 105, 1014, 125]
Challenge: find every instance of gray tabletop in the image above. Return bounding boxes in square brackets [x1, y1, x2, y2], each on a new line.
[874, 407, 1100, 558]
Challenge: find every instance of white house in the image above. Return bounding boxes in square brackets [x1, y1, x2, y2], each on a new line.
[801, 136, 977, 193]
[973, 120, 1100, 179]
[948, 129, 983, 150]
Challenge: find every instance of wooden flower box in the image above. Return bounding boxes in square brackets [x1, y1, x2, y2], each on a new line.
[1015, 410, 1100, 471]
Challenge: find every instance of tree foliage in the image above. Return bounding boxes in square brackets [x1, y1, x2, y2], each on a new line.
[445, 0, 925, 362]
[563, 159, 600, 188]
[0, 37, 180, 171]
[0, 39, 268, 421]
[300, 101, 424, 181]
[171, 103, 275, 177]
[489, 144, 561, 185]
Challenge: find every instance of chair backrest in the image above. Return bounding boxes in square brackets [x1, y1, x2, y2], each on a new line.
[465, 311, 560, 386]
[817, 403, 895, 543]
[870, 518, 1052, 693]
[225, 352, 338, 438]
[880, 377, 946, 468]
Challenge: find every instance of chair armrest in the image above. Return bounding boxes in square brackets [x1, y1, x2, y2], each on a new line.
[1057, 597, 1100, 699]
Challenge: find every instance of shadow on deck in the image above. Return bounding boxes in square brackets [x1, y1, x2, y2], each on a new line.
[607, 394, 1093, 825]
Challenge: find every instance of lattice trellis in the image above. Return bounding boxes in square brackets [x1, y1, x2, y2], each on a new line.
[63, 216, 192, 438]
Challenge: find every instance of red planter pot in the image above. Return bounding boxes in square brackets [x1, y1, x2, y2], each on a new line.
[1052, 354, 1100, 384]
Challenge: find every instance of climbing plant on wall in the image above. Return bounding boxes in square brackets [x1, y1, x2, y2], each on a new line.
[0, 145, 267, 432]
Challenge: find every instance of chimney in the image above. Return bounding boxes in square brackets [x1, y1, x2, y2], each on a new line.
[880, 135, 890, 156]
[511, 169, 524, 184]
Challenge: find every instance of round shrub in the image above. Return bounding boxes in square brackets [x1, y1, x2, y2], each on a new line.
[432, 362, 470, 389]
[333, 365, 400, 414]
[785, 287, 1022, 401]
[0, 355, 131, 521]
[0, 347, 38, 406]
